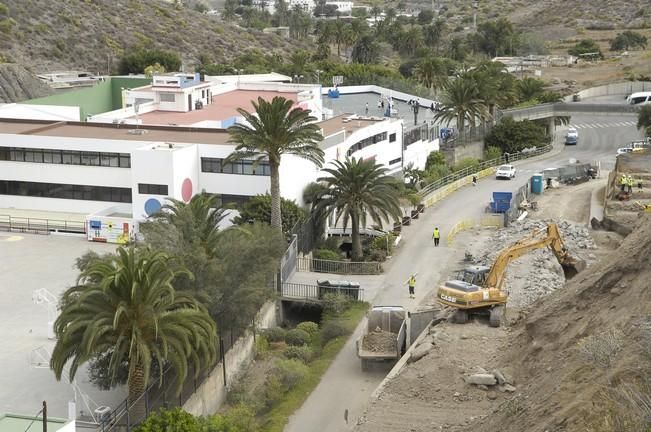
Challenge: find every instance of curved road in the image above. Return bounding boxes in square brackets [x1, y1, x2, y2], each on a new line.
[284, 111, 644, 432]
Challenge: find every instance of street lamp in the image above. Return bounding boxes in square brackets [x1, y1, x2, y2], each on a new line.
[314, 69, 323, 84]
[293, 74, 304, 83]
[410, 101, 419, 126]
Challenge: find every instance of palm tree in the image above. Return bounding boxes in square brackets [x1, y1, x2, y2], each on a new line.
[414, 57, 448, 95]
[50, 247, 217, 405]
[516, 77, 546, 102]
[227, 96, 324, 233]
[434, 75, 487, 131]
[312, 158, 402, 261]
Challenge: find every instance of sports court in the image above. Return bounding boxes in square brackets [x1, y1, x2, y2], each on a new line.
[0, 232, 126, 421]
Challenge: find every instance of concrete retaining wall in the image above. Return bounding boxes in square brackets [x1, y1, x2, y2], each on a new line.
[442, 140, 484, 165]
[568, 81, 651, 101]
[183, 301, 277, 416]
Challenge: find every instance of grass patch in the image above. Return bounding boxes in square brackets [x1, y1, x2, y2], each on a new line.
[260, 301, 369, 432]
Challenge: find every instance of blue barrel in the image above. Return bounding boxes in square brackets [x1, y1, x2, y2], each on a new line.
[531, 174, 544, 194]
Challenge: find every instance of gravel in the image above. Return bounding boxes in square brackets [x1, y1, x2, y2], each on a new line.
[362, 328, 397, 353]
[467, 219, 596, 309]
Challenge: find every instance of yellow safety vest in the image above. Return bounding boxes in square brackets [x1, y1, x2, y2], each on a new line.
[433, 229, 440, 239]
[408, 277, 416, 287]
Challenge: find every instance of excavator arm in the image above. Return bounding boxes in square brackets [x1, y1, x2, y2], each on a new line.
[484, 223, 586, 291]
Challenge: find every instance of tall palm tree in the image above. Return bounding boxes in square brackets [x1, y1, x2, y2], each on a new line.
[516, 77, 546, 102]
[227, 96, 324, 233]
[50, 247, 217, 405]
[312, 158, 402, 261]
[414, 57, 448, 95]
[434, 76, 487, 131]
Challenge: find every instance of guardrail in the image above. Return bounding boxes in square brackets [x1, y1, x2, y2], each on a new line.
[297, 257, 383, 275]
[0, 214, 86, 234]
[499, 102, 640, 120]
[418, 144, 553, 202]
[281, 282, 364, 301]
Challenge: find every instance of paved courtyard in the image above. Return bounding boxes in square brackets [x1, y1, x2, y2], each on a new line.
[0, 232, 125, 420]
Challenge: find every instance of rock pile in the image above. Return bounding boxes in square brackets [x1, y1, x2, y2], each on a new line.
[470, 219, 596, 308]
[362, 328, 397, 353]
[465, 367, 516, 393]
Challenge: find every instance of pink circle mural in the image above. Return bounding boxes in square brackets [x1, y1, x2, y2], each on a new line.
[181, 178, 193, 202]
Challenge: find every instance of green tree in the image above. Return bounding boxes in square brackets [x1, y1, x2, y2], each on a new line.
[610, 31, 648, 51]
[471, 18, 516, 57]
[312, 158, 402, 261]
[119, 49, 182, 74]
[484, 117, 551, 153]
[516, 77, 546, 102]
[422, 20, 446, 53]
[233, 194, 306, 234]
[425, 150, 446, 170]
[434, 75, 487, 130]
[222, 0, 238, 20]
[50, 247, 217, 405]
[414, 57, 448, 94]
[417, 9, 434, 25]
[637, 105, 651, 137]
[351, 35, 380, 64]
[227, 96, 324, 234]
[568, 39, 602, 58]
[135, 408, 200, 432]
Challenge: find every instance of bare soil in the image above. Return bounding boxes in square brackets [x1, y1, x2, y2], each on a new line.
[530, 179, 600, 223]
[355, 180, 647, 432]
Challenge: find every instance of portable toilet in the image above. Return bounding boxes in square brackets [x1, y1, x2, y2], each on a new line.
[531, 173, 544, 194]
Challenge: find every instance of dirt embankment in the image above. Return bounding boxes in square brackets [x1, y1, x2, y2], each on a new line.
[0, 63, 53, 103]
[463, 214, 651, 432]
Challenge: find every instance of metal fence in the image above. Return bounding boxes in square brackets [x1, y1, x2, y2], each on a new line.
[439, 124, 492, 148]
[280, 282, 364, 302]
[297, 257, 382, 275]
[280, 235, 298, 283]
[418, 144, 553, 199]
[0, 214, 86, 234]
[288, 215, 320, 255]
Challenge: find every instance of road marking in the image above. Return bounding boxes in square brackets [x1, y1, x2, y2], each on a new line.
[0, 235, 23, 242]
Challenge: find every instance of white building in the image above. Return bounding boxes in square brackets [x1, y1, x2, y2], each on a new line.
[325, 1, 353, 12]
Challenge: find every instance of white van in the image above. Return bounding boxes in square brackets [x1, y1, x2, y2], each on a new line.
[626, 92, 651, 105]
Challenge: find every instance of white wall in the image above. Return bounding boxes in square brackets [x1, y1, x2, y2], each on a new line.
[0, 104, 80, 121]
[130, 144, 177, 220]
[0, 194, 117, 214]
[403, 137, 440, 171]
[279, 155, 320, 205]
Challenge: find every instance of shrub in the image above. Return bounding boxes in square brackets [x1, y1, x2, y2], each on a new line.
[321, 293, 351, 315]
[134, 408, 200, 432]
[118, 48, 182, 74]
[273, 359, 309, 390]
[484, 145, 502, 161]
[322, 236, 341, 253]
[285, 328, 311, 346]
[284, 345, 314, 363]
[296, 321, 319, 336]
[313, 249, 341, 260]
[260, 327, 286, 343]
[453, 157, 480, 173]
[203, 404, 259, 432]
[371, 234, 396, 255]
[320, 320, 348, 343]
[232, 194, 305, 235]
[254, 335, 270, 360]
[425, 150, 446, 170]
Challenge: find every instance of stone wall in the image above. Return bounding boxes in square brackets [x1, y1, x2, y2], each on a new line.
[441, 140, 484, 166]
[183, 301, 277, 416]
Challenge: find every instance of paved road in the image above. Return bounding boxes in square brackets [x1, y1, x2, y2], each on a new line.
[284, 113, 644, 432]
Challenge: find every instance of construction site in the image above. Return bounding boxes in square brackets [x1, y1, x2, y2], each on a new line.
[354, 150, 651, 432]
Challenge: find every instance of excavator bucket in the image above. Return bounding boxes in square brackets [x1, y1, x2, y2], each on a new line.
[561, 256, 586, 279]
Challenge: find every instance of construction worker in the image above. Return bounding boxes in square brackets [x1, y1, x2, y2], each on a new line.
[620, 175, 627, 192]
[432, 227, 441, 247]
[638, 177, 644, 190]
[472, 175, 477, 186]
[627, 175, 634, 194]
[407, 274, 416, 299]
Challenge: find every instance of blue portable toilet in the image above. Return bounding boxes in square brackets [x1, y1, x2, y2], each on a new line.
[531, 173, 544, 194]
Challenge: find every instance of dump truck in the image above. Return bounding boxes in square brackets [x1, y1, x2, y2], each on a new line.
[437, 223, 585, 327]
[356, 306, 407, 371]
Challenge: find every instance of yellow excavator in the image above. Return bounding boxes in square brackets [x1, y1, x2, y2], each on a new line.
[436, 223, 586, 327]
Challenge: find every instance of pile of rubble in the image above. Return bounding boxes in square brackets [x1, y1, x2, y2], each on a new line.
[469, 219, 596, 309]
[362, 328, 397, 353]
[465, 367, 517, 395]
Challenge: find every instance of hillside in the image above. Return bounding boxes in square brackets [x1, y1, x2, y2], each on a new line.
[464, 214, 651, 431]
[0, 0, 308, 74]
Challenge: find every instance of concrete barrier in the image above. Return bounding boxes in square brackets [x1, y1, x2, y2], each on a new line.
[570, 81, 651, 100]
[446, 219, 476, 246]
[183, 301, 276, 416]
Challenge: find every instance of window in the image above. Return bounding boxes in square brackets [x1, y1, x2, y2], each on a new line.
[200, 157, 270, 176]
[138, 183, 168, 195]
[389, 157, 401, 165]
[160, 93, 176, 103]
[346, 132, 389, 156]
[389, 133, 396, 142]
[0, 180, 131, 203]
[0, 146, 130, 168]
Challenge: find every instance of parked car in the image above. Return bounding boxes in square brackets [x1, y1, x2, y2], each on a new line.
[616, 147, 633, 156]
[495, 164, 516, 179]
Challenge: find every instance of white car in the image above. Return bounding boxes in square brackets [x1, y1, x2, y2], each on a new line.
[616, 147, 633, 156]
[495, 164, 516, 179]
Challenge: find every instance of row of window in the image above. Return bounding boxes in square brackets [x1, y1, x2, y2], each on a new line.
[0, 180, 132, 203]
[138, 183, 169, 195]
[389, 157, 402, 165]
[201, 157, 271, 176]
[347, 132, 389, 156]
[0, 147, 131, 168]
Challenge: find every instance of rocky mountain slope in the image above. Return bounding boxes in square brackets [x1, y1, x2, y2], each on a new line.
[0, 63, 53, 102]
[0, 0, 306, 74]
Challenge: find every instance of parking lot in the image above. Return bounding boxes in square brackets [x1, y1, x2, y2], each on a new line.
[0, 232, 126, 420]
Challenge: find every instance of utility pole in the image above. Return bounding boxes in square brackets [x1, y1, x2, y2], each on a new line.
[43, 401, 47, 432]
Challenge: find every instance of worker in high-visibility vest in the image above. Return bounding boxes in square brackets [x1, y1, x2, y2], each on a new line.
[432, 227, 441, 247]
[620, 175, 627, 192]
[407, 274, 416, 299]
